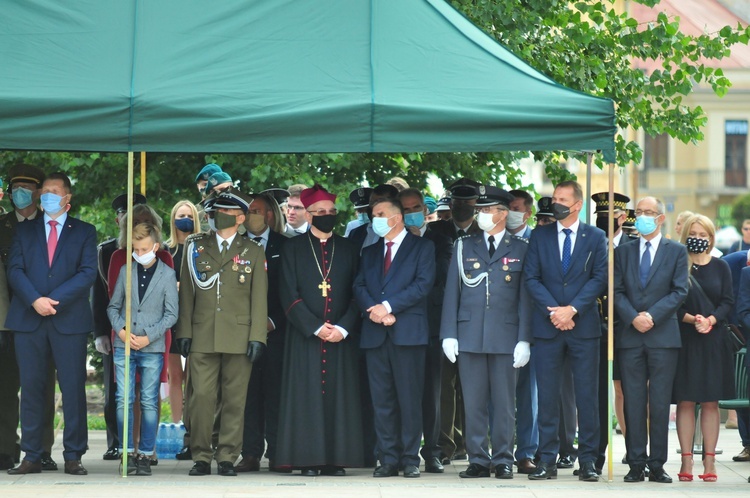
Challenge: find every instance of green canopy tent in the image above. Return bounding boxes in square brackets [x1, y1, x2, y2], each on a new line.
[0, 0, 620, 480]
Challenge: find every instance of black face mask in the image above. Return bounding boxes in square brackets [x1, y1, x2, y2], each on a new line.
[685, 236, 710, 254]
[311, 214, 337, 234]
[595, 216, 620, 235]
[451, 203, 474, 223]
[551, 202, 572, 221]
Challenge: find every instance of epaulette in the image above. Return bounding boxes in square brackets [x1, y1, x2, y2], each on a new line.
[452, 234, 472, 247]
[512, 235, 529, 244]
[186, 232, 209, 242]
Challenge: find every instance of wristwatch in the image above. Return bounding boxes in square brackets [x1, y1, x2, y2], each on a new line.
[644, 312, 653, 321]
[570, 306, 578, 315]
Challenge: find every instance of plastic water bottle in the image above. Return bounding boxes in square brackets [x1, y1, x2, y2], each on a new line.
[168, 423, 179, 456]
[156, 422, 169, 459]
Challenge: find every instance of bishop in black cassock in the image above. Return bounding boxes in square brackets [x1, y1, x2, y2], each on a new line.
[276, 185, 363, 476]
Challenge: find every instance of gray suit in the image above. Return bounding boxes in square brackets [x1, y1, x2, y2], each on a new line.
[107, 260, 179, 353]
[441, 231, 532, 468]
[614, 236, 688, 470]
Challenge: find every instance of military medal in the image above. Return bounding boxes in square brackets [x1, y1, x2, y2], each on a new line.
[473, 262, 480, 269]
[239, 274, 246, 283]
[505, 275, 512, 282]
[205, 265, 211, 271]
[466, 273, 472, 278]
[309, 235, 335, 297]
[244, 266, 251, 273]
[232, 263, 239, 271]
[502, 265, 509, 271]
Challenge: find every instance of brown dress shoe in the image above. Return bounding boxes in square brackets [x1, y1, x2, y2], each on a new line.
[235, 456, 260, 472]
[63, 460, 88, 475]
[516, 458, 537, 474]
[8, 460, 42, 475]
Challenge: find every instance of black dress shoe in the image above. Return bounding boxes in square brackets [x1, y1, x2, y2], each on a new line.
[320, 466, 346, 476]
[373, 463, 398, 477]
[459, 462, 490, 478]
[648, 467, 672, 483]
[235, 456, 260, 472]
[217, 461, 237, 476]
[624, 466, 645, 482]
[441, 456, 451, 465]
[300, 467, 320, 476]
[63, 460, 88, 475]
[403, 464, 420, 478]
[175, 446, 192, 460]
[452, 452, 468, 460]
[578, 461, 599, 482]
[0, 454, 14, 470]
[556, 455, 574, 469]
[528, 462, 557, 480]
[495, 463, 513, 479]
[41, 452, 58, 471]
[424, 456, 444, 473]
[102, 447, 121, 461]
[8, 459, 42, 475]
[189, 461, 211, 476]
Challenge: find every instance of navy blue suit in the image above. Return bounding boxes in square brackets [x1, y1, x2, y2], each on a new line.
[354, 231, 435, 467]
[524, 221, 607, 466]
[6, 215, 97, 462]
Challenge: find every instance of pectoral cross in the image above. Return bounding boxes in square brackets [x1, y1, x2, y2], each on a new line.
[318, 280, 331, 297]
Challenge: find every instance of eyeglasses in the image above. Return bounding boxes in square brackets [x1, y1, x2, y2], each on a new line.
[307, 208, 338, 216]
[635, 209, 662, 217]
[475, 207, 503, 214]
[287, 205, 305, 211]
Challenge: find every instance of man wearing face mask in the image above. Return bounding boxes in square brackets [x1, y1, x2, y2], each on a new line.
[524, 180, 608, 482]
[91, 193, 148, 463]
[441, 185, 532, 479]
[344, 187, 372, 237]
[0, 164, 59, 472]
[613, 196, 688, 484]
[276, 184, 364, 476]
[348, 184, 399, 252]
[507, 190, 534, 239]
[398, 188, 452, 473]
[7, 172, 97, 476]
[237, 193, 289, 473]
[354, 198, 435, 478]
[175, 189, 268, 477]
[429, 178, 481, 465]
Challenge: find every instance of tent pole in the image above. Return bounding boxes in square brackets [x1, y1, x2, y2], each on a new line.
[140, 152, 146, 196]
[585, 153, 593, 224]
[121, 152, 135, 477]
[606, 162, 615, 482]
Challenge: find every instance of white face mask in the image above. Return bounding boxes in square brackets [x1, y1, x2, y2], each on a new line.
[476, 212, 498, 232]
[505, 210, 525, 230]
[132, 250, 156, 266]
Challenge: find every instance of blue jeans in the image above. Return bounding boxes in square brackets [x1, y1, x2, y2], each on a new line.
[114, 347, 162, 455]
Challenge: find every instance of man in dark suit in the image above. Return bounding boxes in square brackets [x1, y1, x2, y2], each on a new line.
[348, 184, 399, 252]
[398, 188, 452, 473]
[524, 180, 607, 482]
[237, 193, 288, 473]
[6, 172, 97, 476]
[354, 198, 435, 478]
[615, 196, 688, 483]
[429, 178, 481, 464]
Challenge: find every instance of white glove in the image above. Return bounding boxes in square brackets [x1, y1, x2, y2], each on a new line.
[513, 341, 531, 369]
[95, 336, 112, 355]
[442, 338, 459, 363]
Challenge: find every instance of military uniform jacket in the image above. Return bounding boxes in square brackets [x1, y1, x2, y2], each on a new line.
[441, 232, 532, 354]
[176, 232, 268, 354]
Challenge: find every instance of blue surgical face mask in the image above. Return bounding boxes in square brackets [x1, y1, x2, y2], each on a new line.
[634, 215, 658, 236]
[372, 216, 394, 237]
[404, 211, 425, 228]
[40, 192, 64, 216]
[174, 217, 194, 233]
[11, 187, 33, 210]
[357, 212, 369, 225]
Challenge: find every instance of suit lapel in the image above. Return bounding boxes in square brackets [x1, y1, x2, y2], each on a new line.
[472, 234, 491, 264]
[645, 237, 668, 286]
[384, 233, 417, 286]
[204, 235, 223, 266]
[138, 260, 166, 304]
[51, 218, 76, 266]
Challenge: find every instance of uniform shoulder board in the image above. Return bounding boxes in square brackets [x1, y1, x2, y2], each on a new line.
[512, 235, 529, 244]
[186, 232, 209, 242]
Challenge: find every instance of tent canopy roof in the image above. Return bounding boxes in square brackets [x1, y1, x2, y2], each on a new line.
[0, 0, 616, 161]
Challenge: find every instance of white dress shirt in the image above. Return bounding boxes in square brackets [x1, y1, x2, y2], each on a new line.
[557, 219, 580, 259]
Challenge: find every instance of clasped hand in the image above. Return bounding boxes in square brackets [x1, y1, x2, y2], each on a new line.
[117, 328, 150, 350]
[548, 305, 575, 331]
[367, 304, 396, 326]
[32, 297, 58, 316]
[632, 312, 654, 333]
[318, 323, 344, 343]
[694, 314, 712, 334]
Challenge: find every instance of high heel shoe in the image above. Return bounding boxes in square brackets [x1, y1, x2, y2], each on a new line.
[698, 452, 717, 482]
[677, 453, 693, 482]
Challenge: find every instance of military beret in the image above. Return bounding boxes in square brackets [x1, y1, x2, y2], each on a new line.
[111, 193, 148, 213]
[194, 163, 223, 183]
[204, 171, 233, 195]
[349, 187, 373, 209]
[424, 196, 438, 214]
[475, 185, 514, 208]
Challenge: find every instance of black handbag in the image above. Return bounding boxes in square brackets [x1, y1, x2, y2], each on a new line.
[689, 275, 745, 353]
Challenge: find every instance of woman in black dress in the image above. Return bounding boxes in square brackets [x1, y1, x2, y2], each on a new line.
[674, 214, 734, 482]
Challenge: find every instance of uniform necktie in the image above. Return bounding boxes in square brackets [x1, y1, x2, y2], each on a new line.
[457, 229, 466, 238]
[253, 236, 263, 249]
[640, 241, 652, 287]
[384, 241, 394, 275]
[488, 235, 495, 257]
[221, 240, 228, 257]
[47, 220, 58, 266]
[561, 228, 572, 274]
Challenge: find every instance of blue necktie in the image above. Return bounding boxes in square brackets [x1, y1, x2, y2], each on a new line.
[561, 228, 572, 274]
[640, 241, 651, 287]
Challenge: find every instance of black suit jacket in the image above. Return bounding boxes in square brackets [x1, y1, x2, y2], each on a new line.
[613, 236, 689, 349]
[423, 226, 452, 338]
[265, 230, 287, 335]
[428, 219, 480, 242]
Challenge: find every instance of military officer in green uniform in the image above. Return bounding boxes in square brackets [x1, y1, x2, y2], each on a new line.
[0, 164, 58, 471]
[175, 189, 268, 477]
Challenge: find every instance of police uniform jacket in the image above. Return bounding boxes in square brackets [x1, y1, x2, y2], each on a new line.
[441, 232, 532, 354]
[176, 232, 268, 354]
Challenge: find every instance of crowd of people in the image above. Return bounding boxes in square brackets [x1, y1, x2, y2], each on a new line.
[0, 162, 747, 483]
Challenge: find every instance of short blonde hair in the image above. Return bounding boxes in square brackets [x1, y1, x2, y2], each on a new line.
[132, 223, 162, 245]
[679, 214, 715, 254]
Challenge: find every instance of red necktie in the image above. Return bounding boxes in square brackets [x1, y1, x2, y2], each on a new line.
[384, 241, 394, 275]
[48, 220, 58, 266]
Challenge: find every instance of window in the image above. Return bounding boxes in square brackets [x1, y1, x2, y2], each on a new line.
[726, 120, 747, 187]
[644, 133, 669, 170]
